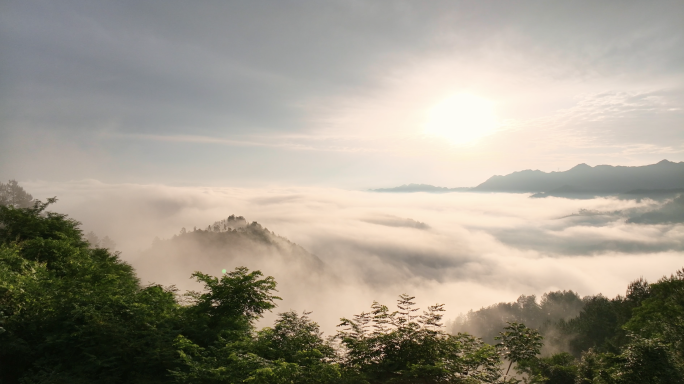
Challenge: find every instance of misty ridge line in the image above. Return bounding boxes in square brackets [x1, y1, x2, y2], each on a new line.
[372, 159, 684, 197]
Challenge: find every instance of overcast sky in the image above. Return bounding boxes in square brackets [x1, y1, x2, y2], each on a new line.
[2, 0, 683, 187]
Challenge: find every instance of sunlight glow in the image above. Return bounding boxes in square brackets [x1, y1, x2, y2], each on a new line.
[424, 94, 498, 145]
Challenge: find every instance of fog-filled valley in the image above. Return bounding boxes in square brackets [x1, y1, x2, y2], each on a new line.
[19, 179, 684, 331]
[3, 174, 684, 382]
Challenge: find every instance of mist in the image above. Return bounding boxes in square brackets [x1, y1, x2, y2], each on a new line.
[4, 1, 684, 381]
[22, 180, 683, 332]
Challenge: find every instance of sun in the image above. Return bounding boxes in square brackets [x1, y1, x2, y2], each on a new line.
[423, 94, 498, 145]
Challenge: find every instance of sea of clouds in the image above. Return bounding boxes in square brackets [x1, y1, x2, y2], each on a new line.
[23, 180, 684, 333]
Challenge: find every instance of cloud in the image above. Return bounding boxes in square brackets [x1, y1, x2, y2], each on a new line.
[250, 195, 306, 205]
[627, 194, 684, 224]
[361, 215, 430, 230]
[22, 180, 684, 331]
[490, 223, 684, 256]
[2, 1, 684, 186]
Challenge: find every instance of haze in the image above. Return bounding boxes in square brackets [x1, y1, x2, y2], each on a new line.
[2, 1, 684, 331]
[19, 180, 682, 331]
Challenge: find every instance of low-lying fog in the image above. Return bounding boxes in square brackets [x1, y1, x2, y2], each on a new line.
[24, 180, 684, 333]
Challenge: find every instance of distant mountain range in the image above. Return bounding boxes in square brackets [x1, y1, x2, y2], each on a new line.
[474, 160, 684, 194]
[372, 160, 684, 197]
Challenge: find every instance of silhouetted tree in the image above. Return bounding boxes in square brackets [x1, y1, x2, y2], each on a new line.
[0, 180, 34, 208]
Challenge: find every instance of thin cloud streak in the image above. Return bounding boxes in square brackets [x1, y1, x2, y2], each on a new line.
[112, 132, 392, 153]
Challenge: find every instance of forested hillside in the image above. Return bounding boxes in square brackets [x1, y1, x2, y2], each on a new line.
[140, 215, 324, 273]
[134, 215, 328, 305]
[450, 291, 585, 348]
[450, 275, 684, 382]
[1, 183, 683, 383]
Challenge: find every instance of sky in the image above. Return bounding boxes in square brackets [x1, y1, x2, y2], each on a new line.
[2, 0, 684, 188]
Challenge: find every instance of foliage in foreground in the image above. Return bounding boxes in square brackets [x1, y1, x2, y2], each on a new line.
[1, 189, 683, 383]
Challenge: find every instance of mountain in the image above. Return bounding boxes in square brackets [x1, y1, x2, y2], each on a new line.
[473, 160, 684, 194]
[134, 217, 327, 292]
[371, 183, 471, 193]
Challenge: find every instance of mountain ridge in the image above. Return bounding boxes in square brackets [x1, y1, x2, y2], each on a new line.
[474, 159, 684, 193]
[372, 160, 684, 196]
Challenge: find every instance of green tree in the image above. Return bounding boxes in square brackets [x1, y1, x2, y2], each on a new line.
[624, 270, 684, 361]
[561, 295, 624, 356]
[250, 311, 341, 384]
[336, 295, 501, 383]
[515, 352, 577, 384]
[495, 322, 543, 382]
[169, 267, 283, 383]
[0, 179, 34, 208]
[561, 278, 652, 358]
[615, 337, 683, 383]
[255, 311, 336, 364]
[179, 267, 280, 347]
[576, 337, 683, 384]
[0, 200, 180, 383]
